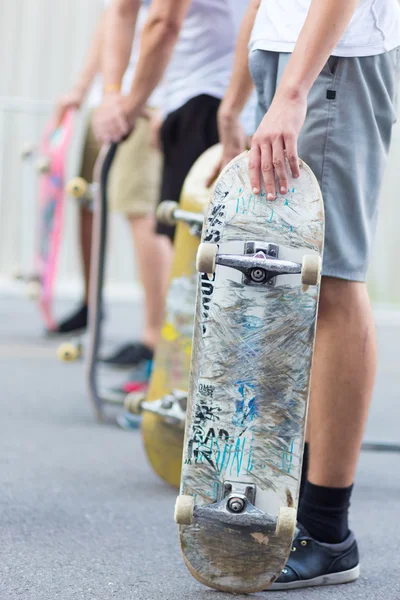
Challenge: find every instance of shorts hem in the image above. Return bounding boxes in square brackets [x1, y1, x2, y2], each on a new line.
[321, 269, 366, 283]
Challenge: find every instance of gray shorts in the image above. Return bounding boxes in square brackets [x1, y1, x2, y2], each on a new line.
[249, 48, 400, 281]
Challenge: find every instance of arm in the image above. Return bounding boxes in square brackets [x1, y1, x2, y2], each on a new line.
[102, 0, 141, 92]
[219, 0, 260, 125]
[208, 0, 260, 182]
[54, 10, 107, 125]
[125, 0, 191, 118]
[249, 0, 359, 197]
[93, 0, 192, 142]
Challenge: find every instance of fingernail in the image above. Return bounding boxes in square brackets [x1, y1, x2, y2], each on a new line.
[267, 193, 274, 201]
[280, 186, 287, 194]
[294, 173, 300, 179]
[252, 187, 260, 195]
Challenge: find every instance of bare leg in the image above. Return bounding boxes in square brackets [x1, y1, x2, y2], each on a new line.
[308, 277, 377, 487]
[129, 214, 173, 350]
[79, 206, 93, 304]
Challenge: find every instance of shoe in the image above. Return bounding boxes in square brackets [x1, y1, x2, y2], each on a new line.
[49, 303, 88, 335]
[102, 342, 153, 368]
[269, 525, 360, 591]
[116, 412, 142, 430]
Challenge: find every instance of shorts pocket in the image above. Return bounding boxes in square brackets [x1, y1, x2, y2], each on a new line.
[324, 55, 341, 77]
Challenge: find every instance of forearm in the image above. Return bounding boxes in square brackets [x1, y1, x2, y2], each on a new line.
[73, 11, 107, 95]
[102, 0, 140, 91]
[220, 0, 261, 118]
[127, 0, 191, 112]
[278, 0, 359, 100]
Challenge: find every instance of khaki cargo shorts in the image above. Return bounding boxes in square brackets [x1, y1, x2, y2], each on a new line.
[80, 110, 162, 217]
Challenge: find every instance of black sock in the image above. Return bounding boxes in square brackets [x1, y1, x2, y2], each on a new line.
[299, 442, 309, 501]
[297, 481, 353, 544]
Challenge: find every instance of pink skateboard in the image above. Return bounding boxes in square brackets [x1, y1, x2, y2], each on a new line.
[34, 110, 75, 331]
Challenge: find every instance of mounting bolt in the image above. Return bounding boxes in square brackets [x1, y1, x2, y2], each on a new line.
[227, 497, 245, 513]
[161, 398, 173, 409]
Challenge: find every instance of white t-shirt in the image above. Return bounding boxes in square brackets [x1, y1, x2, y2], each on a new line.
[163, 0, 253, 120]
[87, 0, 161, 108]
[250, 0, 400, 57]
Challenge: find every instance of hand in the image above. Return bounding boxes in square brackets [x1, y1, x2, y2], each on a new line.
[206, 108, 247, 187]
[54, 87, 85, 127]
[92, 93, 135, 143]
[249, 89, 307, 199]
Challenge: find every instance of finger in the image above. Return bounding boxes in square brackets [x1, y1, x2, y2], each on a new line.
[248, 144, 262, 195]
[285, 134, 300, 179]
[114, 108, 130, 139]
[260, 144, 275, 200]
[272, 139, 288, 195]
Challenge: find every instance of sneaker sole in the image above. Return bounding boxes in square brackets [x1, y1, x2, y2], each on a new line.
[269, 564, 360, 591]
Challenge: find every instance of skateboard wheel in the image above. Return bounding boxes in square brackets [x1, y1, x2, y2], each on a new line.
[66, 177, 89, 199]
[57, 342, 81, 362]
[156, 201, 178, 226]
[36, 157, 51, 174]
[276, 506, 296, 540]
[301, 255, 322, 286]
[196, 243, 218, 274]
[26, 280, 41, 300]
[124, 393, 145, 415]
[174, 494, 194, 525]
[21, 143, 35, 160]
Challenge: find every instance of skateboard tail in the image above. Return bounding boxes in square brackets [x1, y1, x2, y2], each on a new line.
[179, 511, 295, 593]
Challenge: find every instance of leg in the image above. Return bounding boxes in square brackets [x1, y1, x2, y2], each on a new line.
[79, 205, 93, 304]
[54, 115, 100, 334]
[308, 277, 377, 487]
[129, 214, 173, 349]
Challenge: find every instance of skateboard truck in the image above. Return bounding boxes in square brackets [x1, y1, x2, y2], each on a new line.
[175, 481, 288, 534]
[197, 241, 322, 287]
[125, 388, 187, 428]
[65, 177, 96, 209]
[157, 201, 204, 237]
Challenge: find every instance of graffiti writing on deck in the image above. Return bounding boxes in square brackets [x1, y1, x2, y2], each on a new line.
[200, 272, 215, 335]
[198, 383, 215, 398]
[204, 202, 225, 243]
[232, 380, 258, 427]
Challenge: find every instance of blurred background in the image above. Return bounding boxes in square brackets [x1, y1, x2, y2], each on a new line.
[1, 0, 400, 311]
[0, 0, 139, 303]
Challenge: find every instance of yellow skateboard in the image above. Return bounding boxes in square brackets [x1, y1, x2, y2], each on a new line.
[126, 144, 222, 487]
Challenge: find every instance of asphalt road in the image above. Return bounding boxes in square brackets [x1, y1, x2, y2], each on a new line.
[1, 294, 399, 600]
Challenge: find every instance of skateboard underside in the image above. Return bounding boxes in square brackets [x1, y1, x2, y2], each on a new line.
[36, 112, 74, 330]
[178, 153, 324, 592]
[141, 145, 222, 487]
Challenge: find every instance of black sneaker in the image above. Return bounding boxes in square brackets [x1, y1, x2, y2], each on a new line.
[101, 342, 153, 368]
[270, 525, 360, 591]
[49, 303, 88, 335]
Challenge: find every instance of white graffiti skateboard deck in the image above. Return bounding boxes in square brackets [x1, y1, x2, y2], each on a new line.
[175, 152, 324, 593]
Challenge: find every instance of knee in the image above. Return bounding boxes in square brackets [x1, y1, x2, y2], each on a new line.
[318, 276, 367, 320]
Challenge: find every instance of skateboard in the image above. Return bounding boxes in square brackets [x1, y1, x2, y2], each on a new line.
[126, 144, 222, 487]
[174, 151, 324, 593]
[57, 143, 120, 418]
[57, 145, 152, 416]
[19, 110, 75, 327]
